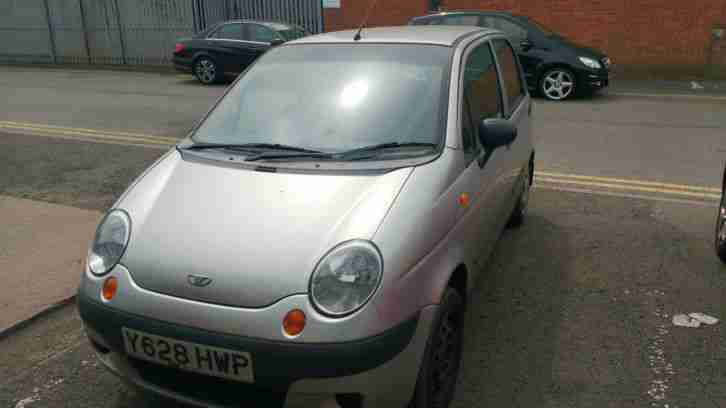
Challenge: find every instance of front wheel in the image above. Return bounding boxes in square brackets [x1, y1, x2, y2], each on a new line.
[410, 287, 465, 408]
[193, 57, 220, 85]
[716, 190, 726, 263]
[539, 68, 576, 101]
[507, 159, 532, 228]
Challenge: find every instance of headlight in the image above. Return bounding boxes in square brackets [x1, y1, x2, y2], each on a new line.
[579, 56, 602, 69]
[310, 240, 382, 317]
[88, 210, 131, 276]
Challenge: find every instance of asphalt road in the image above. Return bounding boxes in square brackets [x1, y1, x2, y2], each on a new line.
[1, 66, 726, 408]
[1, 66, 724, 212]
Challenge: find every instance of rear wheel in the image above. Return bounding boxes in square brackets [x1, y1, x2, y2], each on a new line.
[194, 57, 220, 85]
[716, 189, 726, 263]
[410, 287, 465, 408]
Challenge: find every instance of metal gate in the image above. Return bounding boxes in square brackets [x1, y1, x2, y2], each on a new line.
[194, 0, 323, 34]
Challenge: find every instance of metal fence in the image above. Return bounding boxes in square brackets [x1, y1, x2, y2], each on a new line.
[193, 0, 323, 33]
[0, 0, 323, 67]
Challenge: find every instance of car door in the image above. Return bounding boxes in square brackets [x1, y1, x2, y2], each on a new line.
[490, 37, 533, 218]
[457, 39, 510, 269]
[481, 15, 541, 87]
[207, 23, 254, 73]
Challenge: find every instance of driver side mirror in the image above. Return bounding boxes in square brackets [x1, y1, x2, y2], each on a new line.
[520, 39, 534, 52]
[270, 38, 285, 46]
[478, 118, 517, 150]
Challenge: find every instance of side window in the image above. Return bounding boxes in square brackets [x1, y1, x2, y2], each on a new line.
[492, 39, 526, 115]
[462, 42, 502, 152]
[246, 24, 280, 43]
[441, 15, 480, 26]
[482, 16, 528, 45]
[210, 23, 244, 40]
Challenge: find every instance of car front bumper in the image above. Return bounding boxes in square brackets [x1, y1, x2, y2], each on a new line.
[78, 288, 437, 408]
[577, 67, 612, 91]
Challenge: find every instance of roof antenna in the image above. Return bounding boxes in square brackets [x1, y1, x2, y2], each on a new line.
[354, 0, 380, 41]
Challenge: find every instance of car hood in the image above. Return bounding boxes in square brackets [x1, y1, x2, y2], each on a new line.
[557, 37, 606, 59]
[117, 150, 413, 308]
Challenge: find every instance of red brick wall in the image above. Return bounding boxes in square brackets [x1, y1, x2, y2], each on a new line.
[323, 0, 726, 72]
[323, 0, 428, 33]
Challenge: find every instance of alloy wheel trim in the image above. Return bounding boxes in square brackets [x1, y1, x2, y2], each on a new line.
[195, 59, 216, 84]
[543, 70, 574, 100]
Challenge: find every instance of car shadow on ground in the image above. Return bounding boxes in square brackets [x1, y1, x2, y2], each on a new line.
[173, 75, 234, 88]
[452, 212, 569, 408]
[529, 90, 616, 105]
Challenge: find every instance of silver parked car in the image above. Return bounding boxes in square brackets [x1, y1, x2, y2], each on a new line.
[78, 25, 534, 408]
[717, 162, 726, 263]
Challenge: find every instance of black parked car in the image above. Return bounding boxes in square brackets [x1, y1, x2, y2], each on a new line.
[173, 20, 310, 85]
[410, 11, 612, 101]
[717, 163, 726, 263]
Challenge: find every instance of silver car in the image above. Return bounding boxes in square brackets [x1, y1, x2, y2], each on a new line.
[717, 162, 726, 263]
[77, 25, 534, 408]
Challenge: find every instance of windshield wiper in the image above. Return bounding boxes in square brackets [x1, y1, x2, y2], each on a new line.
[181, 143, 257, 152]
[233, 143, 325, 154]
[244, 151, 334, 162]
[337, 142, 438, 159]
[183, 142, 325, 154]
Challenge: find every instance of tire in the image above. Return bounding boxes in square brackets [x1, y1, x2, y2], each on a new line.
[507, 158, 532, 228]
[716, 189, 726, 263]
[539, 67, 577, 101]
[193, 57, 221, 85]
[410, 287, 465, 408]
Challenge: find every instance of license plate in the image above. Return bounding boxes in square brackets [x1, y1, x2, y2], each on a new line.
[122, 328, 254, 383]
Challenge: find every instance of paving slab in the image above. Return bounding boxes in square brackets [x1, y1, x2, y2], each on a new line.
[0, 195, 100, 334]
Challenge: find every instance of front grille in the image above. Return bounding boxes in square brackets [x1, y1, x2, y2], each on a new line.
[129, 358, 287, 407]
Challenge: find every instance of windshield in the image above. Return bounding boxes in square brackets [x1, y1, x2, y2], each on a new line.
[192, 44, 452, 156]
[516, 16, 558, 37]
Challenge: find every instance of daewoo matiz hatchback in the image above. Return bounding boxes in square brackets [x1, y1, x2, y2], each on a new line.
[78, 25, 535, 408]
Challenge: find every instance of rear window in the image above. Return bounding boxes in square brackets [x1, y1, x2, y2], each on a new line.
[411, 15, 480, 26]
[279, 28, 308, 41]
[410, 17, 438, 25]
[440, 15, 480, 26]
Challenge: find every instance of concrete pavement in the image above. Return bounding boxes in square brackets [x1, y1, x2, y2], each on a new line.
[0, 196, 99, 335]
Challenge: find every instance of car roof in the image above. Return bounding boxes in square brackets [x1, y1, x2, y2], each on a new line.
[290, 25, 497, 46]
[216, 19, 298, 30]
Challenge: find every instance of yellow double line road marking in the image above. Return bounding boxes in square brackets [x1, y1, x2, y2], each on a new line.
[0, 121, 178, 148]
[535, 171, 722, 203]
[1, 119, 721, 204]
